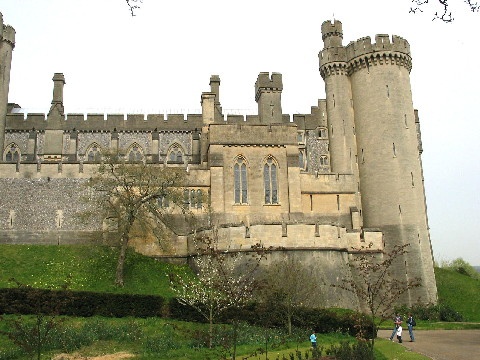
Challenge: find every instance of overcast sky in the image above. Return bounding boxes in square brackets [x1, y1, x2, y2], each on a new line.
[1, 0, 479, 265]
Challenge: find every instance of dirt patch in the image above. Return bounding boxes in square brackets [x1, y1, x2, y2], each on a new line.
[52, 352, 135, 360]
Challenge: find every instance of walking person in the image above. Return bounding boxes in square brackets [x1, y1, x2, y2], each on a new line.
[406, 313, 416, 342]
[310, 331, 317, 348]
[389, 313, 402, 341]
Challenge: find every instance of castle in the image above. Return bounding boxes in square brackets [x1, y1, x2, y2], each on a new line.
[0, 12, 437, 308]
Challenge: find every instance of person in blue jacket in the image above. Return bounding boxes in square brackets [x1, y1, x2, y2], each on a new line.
[310, 331, 317, 348]
[406, 313, 416, 342]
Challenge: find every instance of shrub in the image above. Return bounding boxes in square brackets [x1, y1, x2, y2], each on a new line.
[327, 340, 374, 360]
[440, 258, 480, 280]
[395, 303, 464, 322]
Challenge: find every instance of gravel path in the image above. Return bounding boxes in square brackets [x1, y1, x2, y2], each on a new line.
[377, 329, 480, 360]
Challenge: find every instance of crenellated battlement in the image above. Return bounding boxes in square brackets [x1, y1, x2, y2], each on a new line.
[255, 72, 283, 101]
[6, 111, 299, 131]
[321, 20, 343, 42]
[6, 112, 205, 132]
[345, 33, 410, 61]
[321, 33, 412, 77]
[1, 24, 15, 47]
[319, 46, 348, 68]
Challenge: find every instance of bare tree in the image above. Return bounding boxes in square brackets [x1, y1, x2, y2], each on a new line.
[260, 257, 321, 336]
[85, 150, 187, 286]
[410, 0, 479, 22]
[332, 243, 421, 351]
[170, 226, 268, 353]
[125, 0, 142, 16]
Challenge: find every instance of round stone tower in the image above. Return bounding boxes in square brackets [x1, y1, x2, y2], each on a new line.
[0, 12, 16, 159]
[346, 31, 437, 303]
[319, 20, 357, 175]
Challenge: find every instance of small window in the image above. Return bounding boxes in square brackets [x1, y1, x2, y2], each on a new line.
[86, 144, 101, 162]
[297, 131, 305, 143]
[180, 189, 190, 210]
[318, 128, 328, 139]
[5, 144, 20, 163]
[196, 189, 203, 209]
[157, 195, 169, 208]
[320, 155, 329, 166]
[168, 144, 184, 164]
[127, 144, 144, 162]
[299, 149, 306, 170]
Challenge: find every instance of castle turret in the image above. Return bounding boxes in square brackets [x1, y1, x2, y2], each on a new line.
[319, 20, 356, 175]
[255, 72, 283, 124]
[0, 12, 15, 160]
[347, 32, 437, 304]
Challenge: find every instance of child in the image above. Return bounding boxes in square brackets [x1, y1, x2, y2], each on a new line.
[310, 331, 317, 348]
[396, 325, 403, 343]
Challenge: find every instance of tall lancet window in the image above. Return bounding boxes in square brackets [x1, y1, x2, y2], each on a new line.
[234, 156, 248, 204]
[264, 157, 278, 204]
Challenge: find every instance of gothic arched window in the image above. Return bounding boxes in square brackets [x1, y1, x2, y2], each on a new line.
[264, 157, 278, 204]
[5, 144, 20, 163]
[168, 144, 184, 164]
[234, 156, 248, 204]
[127, 144, 144, 162]
[86, 144, 101, 162]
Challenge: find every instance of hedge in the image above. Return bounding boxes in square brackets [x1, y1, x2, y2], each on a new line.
[0, 288, 374, 337]
[0, 288, 165, 318]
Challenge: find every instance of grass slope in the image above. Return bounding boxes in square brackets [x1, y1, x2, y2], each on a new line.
[434, 267, 480, 321]
[0, 244, 185, 297]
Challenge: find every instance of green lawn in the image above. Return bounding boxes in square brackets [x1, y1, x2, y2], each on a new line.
[0, 316, 433, 360]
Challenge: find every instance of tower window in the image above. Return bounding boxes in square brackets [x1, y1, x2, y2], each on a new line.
[234, 157, 248, 204]
[264, 157, 278, 204]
